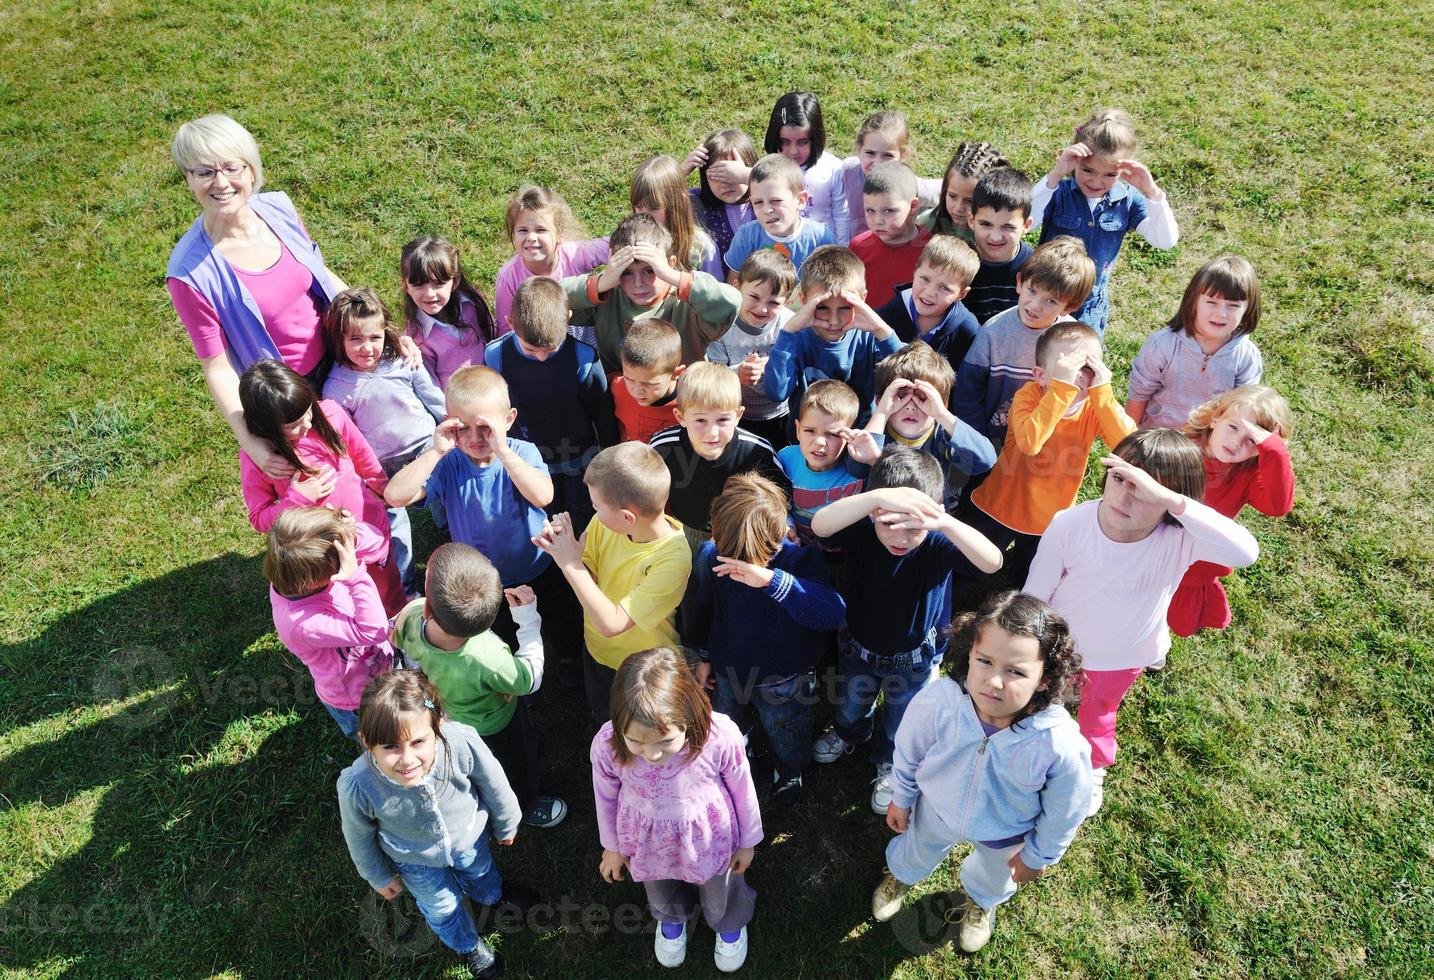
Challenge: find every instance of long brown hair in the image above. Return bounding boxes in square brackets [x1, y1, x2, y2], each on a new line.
[322, 287, 402, 369]
[1109, 428, 1206, 525]
[358, 670, 453, 789]
[630, 155, 707, 272]
[608, 648, 712, 767]
[399, 236, 496, 344]
[238, 359, 345, 475]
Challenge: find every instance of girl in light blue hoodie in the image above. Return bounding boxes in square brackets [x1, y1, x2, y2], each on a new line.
[870, 590, 1092, 953]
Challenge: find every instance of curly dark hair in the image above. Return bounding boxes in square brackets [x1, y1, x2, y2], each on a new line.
[943, 591, 1083, 720]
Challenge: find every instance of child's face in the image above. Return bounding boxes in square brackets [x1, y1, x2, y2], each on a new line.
[805, 287, 858, 343]
[619, 260, 664, 307]
[944, 173, 979, 230]
[965, 623, 1047, 729]
[707, 154, 749, 204]
[910, 261, 970, 320]
[1099, 464, 1168, 540]
[588, 485, 634, 536]
[343, 320, 387, 373]
[675, 404, 743, 461]
[512, 209, 559, 269]
[623, 720, 688, 765]
[1206, 406, 1261, 464]
[886, 381, 939, 441]
[863, 191, 919, 245]
[446, 394, 516, 463]
[777, 125, 813, 167]
[1075, 154, 1122, 200]
[795, 408, 847, 472]
[365, 712, 438, 786]
[515, 333, 562, 362]
[621, 362, 679, 407]
[633, 202, 667, 229]
[859, 132, 902, 174]
[749, 178, 806, 239]
[1015, 278, 1071, 331]
[280, 406, 314, 444]
[1192, 292, 1248, 350]
[404, 275, 455, 318]
[1033, 335, 1102, 397]
[737, 280, 789, 327]
[872, 506, 929, 556]
[970, 206, 1032, 264]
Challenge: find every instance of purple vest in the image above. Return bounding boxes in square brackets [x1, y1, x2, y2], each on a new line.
[166, 191, 337, 371]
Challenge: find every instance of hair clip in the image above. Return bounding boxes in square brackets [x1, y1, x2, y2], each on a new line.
[423, 697, 435, 710]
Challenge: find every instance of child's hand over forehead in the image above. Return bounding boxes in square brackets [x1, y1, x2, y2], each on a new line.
[1116, 158, 1159, 197]
[1234, 414, 1274, 445]
[707, 158, 752, 185]
[1049, 348, 1088, 385]
[432, 417, 463, 455]
[787, 289, 832, 332]
[872, 485, 944, 522]
[628, 242, 676, 281]
[834, 425, 882, 465]
[596, 246, 636, 292]
[1100, 455, 1185, 509]
[713, 555, 776, 589]
[841, 289, 888, 335]
[1054, 141, 1092, 177]
[1085, 350, 1112, 388]
[876, 377, 916, 416]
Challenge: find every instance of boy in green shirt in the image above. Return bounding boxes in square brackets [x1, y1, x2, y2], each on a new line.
[391, 542, 567, 829]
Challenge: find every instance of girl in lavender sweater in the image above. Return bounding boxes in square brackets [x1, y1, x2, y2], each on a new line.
[592, 648, 763, 973]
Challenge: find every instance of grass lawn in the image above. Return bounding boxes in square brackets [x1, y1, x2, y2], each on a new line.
[2, 0, 1432, 976]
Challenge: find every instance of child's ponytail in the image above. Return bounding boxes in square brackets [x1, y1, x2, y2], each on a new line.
[1074, 108, 1138, 159]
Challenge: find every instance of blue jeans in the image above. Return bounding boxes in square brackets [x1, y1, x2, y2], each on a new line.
[392, 832, 504, 955]
[322, 701, 359, 740]
[382, 447, 428, 598]
[709, 669, 816, 778]
[833, 629, 939, 766]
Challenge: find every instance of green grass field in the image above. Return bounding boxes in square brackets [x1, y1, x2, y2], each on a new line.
[2, 0, 1432, 976]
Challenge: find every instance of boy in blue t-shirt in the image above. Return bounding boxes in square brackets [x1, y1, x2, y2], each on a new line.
[810, 447, 1002, 815]
[385, 364, 584, 684]
[777, 380, 883, 543]
[724, 154, 835, 279]
[763, 244, 903, 429]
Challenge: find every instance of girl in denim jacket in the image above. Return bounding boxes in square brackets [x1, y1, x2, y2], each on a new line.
[1030, 109, 1180, 335]
[870, 591, 1092, 954]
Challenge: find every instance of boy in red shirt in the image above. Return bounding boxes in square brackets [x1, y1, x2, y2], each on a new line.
[849, 161, 932, 307]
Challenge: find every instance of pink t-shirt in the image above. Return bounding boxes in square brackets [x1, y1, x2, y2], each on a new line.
[494, 238, 610, 333]
[269, 568, 394, 711]
[167, 241, 326, 374]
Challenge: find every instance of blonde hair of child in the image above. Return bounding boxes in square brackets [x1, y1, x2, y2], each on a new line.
[630, 155, 711, 273]
[749, 154, 805, 195]
[584, 443, 671, 517]
[322, 287, 402, 369]
[620, 319, 683, 373]
[1074, 108, 1138, 160]
[874, 340, 956, 402]
[799, 379, 860, 426]
[1019, 237, 1097, 309]
[446, 364, 510, 410]
[1183, 385, 1292, 470]
[609, 212, 673, 255]
[736, 249, 797, 297]
[710, 474, 788, 566]
[607, 648, 712, 767]
[1169, 255, 1262, 339]
[511, 277, 570, 349]
[799, 245, 866, 297]
[918, 235, 980, 288]
[503, 185, 585, 244]
[852, 110, 913, 161]
[263, 507, 347, 597]
[675, 361, 742, 412]
[425, 542, 504, 638]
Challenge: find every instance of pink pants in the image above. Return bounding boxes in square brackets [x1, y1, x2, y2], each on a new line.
[1077, 668, 1145, 769]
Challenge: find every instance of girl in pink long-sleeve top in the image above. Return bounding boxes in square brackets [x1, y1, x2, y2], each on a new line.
[400, 235, 500, 391]
[591, 648, 763, 973]
[264, 507, 395, 739]
[1169, 385, 1295, 637]
[238, 359, 405, 615]
[1025, 428, 1258, 817]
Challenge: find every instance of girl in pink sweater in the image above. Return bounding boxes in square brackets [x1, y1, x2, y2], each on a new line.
[238, 359, 405, 614]
[591, 648, 763, 973]
[400, 235, 499, 391]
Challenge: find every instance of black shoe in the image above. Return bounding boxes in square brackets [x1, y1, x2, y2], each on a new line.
[492, 880, 545, 914]
[772, 769, 803, 807]
[463, 938, 504, 979]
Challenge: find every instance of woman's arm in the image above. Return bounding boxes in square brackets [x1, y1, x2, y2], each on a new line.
[200, 352, 295, 480]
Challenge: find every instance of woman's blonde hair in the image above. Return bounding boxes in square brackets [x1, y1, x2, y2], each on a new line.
[1184, 385, 1292, 470]
[710, 474, 788, 566]
[171, 114, 264, 188]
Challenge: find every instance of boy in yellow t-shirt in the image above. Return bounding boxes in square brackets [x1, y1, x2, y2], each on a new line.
[533, 442, 692, 722]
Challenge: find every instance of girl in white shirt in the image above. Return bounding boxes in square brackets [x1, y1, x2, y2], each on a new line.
[763, 91, 850, 244]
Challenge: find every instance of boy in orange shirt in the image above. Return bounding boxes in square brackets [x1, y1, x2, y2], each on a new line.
[962, 321, 1135, 584]
[610, 319, 684, 444]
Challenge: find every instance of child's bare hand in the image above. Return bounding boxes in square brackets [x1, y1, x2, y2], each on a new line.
[788, 290, 831, 332]
[374, 878, 404, 900]
[397, 334, 424, 370]
[841, 289, 887, 335]
[1007, 851, 1045, 884]
[1117, 158, 1158, 197]
[695, 660, 715, 690]
[290, 466, 337, 503]
[886, 803, 910, 834]
[503, 585, 536, 607]
[330, 530, 360, 582]
[250, 440, 297, 481]
[835, 425, 880, 465]
[432, 417, 463, 455]
[873, 486, 944, 520]
[599, 850, 629, 883]
[877, 378, 915, 417]
[1055, 141, 1091, 177]
[628, 242, 678, 284]
[497, 835, 516, 846]
[714, 556, 775, 589]
[707, 158, 752, 186]
[1085, 352, 1112, 388]
[680, 143, 709, 177]
[729, 847, 755, 874]
[737, 351, 768, 386]
[1100, 455, 1184, 511]
[1236, 415, 1274, 445]
[532, 513, 585, 567]
[597, 246, 636, 292]
[910, 379, 954, 425]
[1050, 348, 1087, 385]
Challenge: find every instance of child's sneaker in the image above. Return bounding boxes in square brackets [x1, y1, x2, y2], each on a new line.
[869, 763, 894, 813]
[870, 870, 910, 922]
[812, 728, 852, 763]
[1088, 768, 1106, 817]
[654, 920, 688, 968]
[714, 926, 748, 972]
[462, 937, 504, 978]
[958, 896, 995, 953]
[771, 769, 803, 807]
[522, 795, 568, 828]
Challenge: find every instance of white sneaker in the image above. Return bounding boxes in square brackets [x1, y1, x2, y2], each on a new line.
[871, 870, 910, 922]
[654, 922, 687, 968]
[869, 763, 894, 814]
[713, 925, 748, 972]
[812, 728, 852, 764]
[1088, 768, 1107, 817]
[958, 896, 995, 952]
